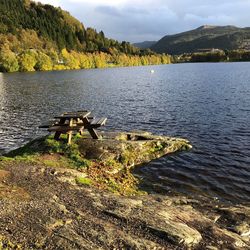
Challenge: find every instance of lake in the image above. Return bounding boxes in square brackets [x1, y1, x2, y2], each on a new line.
[0, 63, 249, 203]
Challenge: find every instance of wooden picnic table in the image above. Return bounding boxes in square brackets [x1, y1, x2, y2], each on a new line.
[39, 110, 107, 144]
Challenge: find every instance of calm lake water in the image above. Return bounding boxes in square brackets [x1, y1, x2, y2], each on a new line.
[0, 63, 249, 203]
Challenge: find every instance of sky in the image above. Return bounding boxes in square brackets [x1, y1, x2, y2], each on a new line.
[36, 0, 250, 43]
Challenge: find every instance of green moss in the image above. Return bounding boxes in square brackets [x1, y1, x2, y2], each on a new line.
[42, 159, 60, 168]
[0, 156, 15, 164]
[147, 141, 165, 154]
[76, 177, 92, 186]
[44, 135, 92, 169]
[2, 135, 92, 170]
[107, 179, 120, 193]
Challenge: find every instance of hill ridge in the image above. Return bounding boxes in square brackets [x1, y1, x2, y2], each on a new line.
[151, 25, 250, 54]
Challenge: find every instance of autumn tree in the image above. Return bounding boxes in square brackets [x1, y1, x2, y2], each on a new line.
[0, 45, 19, 72]
[18, 50, 37, 71]
[35, 52, 53, 71]
[61, 48, 80, 69]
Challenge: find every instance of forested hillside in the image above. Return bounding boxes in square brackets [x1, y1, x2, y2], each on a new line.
[151, 25, 250, 55]
[133, 41, 156, 49]
[0, 0, 171, 72]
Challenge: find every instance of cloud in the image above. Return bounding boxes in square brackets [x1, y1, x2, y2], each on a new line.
[34, 0, 250, 42]
[38, 0, 61, 7]
[95, 6, 122, 17]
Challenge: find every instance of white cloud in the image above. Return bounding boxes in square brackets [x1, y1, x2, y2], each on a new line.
[37, 0, 61, 7]
[34, 0, 250, 42]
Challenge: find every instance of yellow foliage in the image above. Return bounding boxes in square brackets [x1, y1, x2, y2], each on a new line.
[0, 43, 171, 73]
[53, 64, 68, 71]
[61, 48, 80, 69]
[0, 45, 19, 72]
[36, 52, 53, 71]
[18, 50, 37, 72]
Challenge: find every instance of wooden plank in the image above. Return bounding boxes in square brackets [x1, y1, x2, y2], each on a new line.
[64, 110, 88, 114]
[90, 118, 99, 124]
[98, 117, 107, 125]
[54, 111, 91, 119]
[90, 117, 107, 126]
[63, 111, 89, 116]
[90, 117, 107, 128]
[48, 125, 84, 132]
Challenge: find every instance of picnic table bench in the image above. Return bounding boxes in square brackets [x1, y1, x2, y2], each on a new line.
[39, 110, 107, 144]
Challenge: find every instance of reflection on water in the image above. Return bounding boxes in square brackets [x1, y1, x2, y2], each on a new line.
[0, 63, 250, 203]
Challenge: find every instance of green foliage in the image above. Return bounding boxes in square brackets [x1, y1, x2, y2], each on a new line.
[4, 135, 91, 169]
[45, 135, 91, 169]
[0, 46, 19, 72]
[227, 50, 250, 61]
[175, 49, 250, 63]
[191, 51, 227, 62]
[75, 176, 92, 186]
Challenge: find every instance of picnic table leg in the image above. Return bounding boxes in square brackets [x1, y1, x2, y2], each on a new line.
[54, 131, 61, 140]
[67, 118, 74, 145]
[79, 127, 84, 136]
[67, 132, 72, 144]
[54, 117, 67, 141]
[87, 128, 99, 139]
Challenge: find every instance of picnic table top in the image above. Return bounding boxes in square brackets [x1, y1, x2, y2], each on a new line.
[54, 111, 91, 119]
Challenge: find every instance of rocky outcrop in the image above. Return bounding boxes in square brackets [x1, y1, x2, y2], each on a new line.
[77, 131, 192, 165]
[0, 163, 249, 249]
[0, 132, 249, 249]
[4, 131, 192, 195]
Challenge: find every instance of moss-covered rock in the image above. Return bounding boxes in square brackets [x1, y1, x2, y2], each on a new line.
[1, 131, 191, 195]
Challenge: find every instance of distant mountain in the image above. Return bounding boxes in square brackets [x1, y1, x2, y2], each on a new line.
[151, 25, 250, 55]
[133, 41, 156, 49]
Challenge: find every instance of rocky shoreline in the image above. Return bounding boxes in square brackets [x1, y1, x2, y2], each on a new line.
[0, 132, 249, 249]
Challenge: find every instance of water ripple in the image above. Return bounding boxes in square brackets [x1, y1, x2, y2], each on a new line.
[0, 63, 250, 203]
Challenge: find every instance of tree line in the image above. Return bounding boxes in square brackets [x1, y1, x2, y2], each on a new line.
[0, 0, 171, 72]
[0, 33, 171, 72]
[174, 49, 250, 63]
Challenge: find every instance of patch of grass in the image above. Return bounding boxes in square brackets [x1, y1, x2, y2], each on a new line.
[149, 141, 165, 153]
[40, 155, 73, 169]
[2, 135, 92, 170]
[0, 156, 15, 163]
[0, 154, 39, 165]
[42, 159, 61, 168]
[14, 154, 39, 163]
[107, 179, 120, 193]
[44, 135, 92, 169]
[75, 176, 92, 186]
